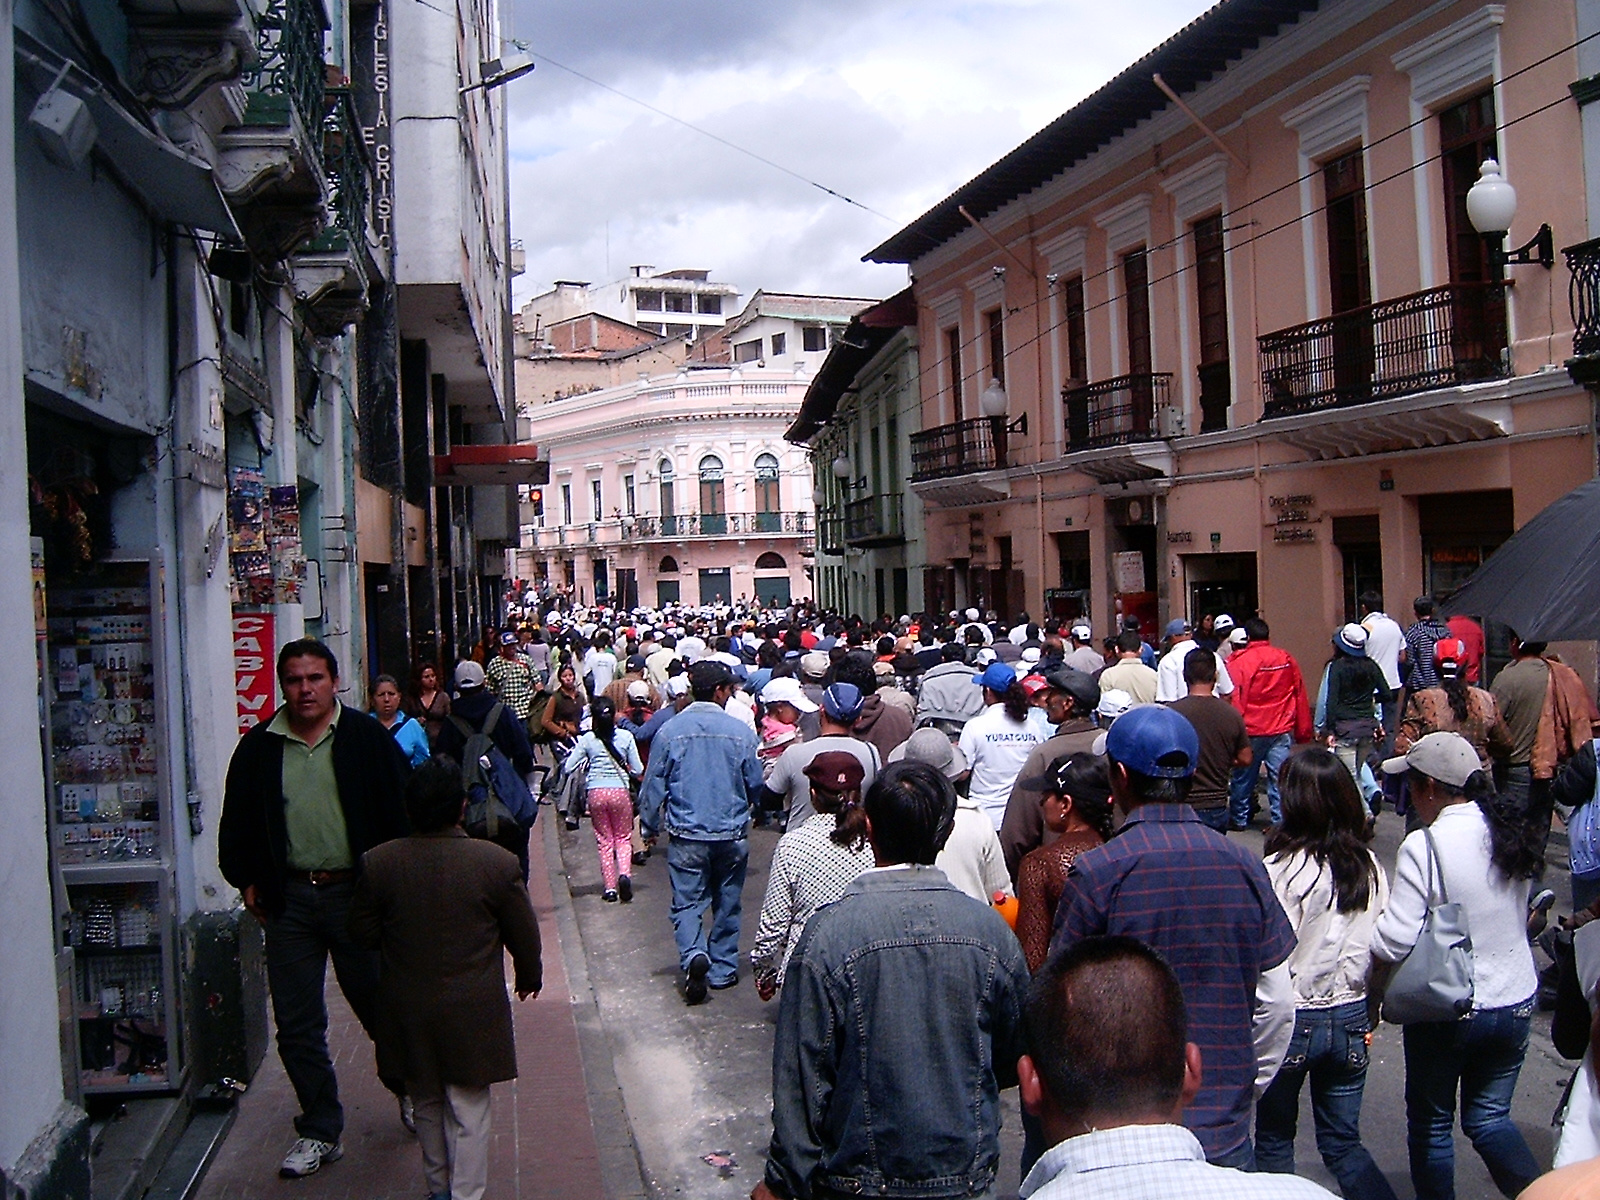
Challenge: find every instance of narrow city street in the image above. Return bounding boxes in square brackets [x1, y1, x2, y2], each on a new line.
[554, 808, 1576, 1200]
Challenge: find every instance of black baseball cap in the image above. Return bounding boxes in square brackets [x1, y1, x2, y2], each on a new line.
[687, 659, 735, 691]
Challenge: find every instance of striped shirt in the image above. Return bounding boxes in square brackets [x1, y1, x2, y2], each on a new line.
[1022, 1124, 1336, 1199]
[1049, 805, 1294, 1160]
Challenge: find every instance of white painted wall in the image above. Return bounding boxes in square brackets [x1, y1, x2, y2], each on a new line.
[0, 0, 73, 1169]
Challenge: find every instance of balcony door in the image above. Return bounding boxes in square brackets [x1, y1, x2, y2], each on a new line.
[1323, 149, 1373, 401]
[699, 455, 726, 535]
[1193, 214, 1231, 432]
[1440, 89, 1507, 379]
[754, 453, 780, 532]
[658, 458, 676, 536]
[1123, 249, 1153, 437]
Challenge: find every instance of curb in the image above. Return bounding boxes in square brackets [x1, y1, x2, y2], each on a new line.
[541, 814, 654, 1200]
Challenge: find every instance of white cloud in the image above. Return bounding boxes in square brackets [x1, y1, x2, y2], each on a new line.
[506, 0, 1214, 304]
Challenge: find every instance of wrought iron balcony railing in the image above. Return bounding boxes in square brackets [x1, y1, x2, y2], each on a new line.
[301, 87, 369, 254]
[1258, 281, 1508, 418]
[844, 493, 906, 546]
[617, 511, 812, 540]
[1565, 238, 1600, 360]
[819, 513, 845, 555]
[909, 417, 999, 481]
[241, 0, 327, 132]
[1063, 372, 1175, 450]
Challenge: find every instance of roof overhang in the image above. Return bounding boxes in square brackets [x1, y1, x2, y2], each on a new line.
[434, 445, 549, 486]
[1060, 442, 1174, 484]
[911, 471, 1012, 508]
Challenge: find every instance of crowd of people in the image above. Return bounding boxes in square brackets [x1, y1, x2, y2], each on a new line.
[216, 589, 1600, 1200]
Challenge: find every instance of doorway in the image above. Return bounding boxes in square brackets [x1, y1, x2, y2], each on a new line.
[698, 567, 731, 605]
[1184, 553, 1258, 626]
[1333, 515, 1382, 625]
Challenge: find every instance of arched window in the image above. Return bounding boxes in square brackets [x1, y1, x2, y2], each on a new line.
[699, 454, 726, 532]
[659, 555, 679, 574]
[658, 458, 675, 532]
[754, 551, 786, 570]
[754, 453, 780, 529]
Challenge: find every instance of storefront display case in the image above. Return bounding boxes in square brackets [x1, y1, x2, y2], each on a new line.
[40, 558, 182, 1097]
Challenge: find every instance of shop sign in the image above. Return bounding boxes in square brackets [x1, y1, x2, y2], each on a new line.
[1272, 527, 1317, 543]
[233, 613, 276, 733]
[1113, 550, 1146, 594]
[1167, 531, 1192, 544]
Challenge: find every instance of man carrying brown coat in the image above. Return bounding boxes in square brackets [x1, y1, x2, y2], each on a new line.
[348, 759, 543, 1200]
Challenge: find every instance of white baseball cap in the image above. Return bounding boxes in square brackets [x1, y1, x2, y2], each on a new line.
[1213, 613, 1235, 633]
[761, 675, 819, 713]
[1070, 623, 1092, 640]
[665, 675, 690, 698]
[1381, 731, 1482, 788]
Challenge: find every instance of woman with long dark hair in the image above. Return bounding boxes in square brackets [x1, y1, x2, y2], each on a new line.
[1394, 641, 1504, 770]
[1013, 753, 1113, 973]
[564, 696, 643, 902]
[407, 661, 451, 746]
[1371, 733, 1544, 1200]
[958, 661, 1047, 831]
[1255, 748, 1395, 1200]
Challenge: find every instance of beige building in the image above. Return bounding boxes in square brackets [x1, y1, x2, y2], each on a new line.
[869, 0, 1596, 682]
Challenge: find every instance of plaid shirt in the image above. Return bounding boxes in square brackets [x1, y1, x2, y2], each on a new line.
[485, 654, 537, 721]
[1049, 805, 1294, 1160]
[1021, 1124, 1337, 1199]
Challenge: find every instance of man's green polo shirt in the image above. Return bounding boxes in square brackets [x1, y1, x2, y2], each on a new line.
[268, 702, 352, 871]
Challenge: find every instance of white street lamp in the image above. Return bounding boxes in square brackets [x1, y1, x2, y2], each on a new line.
[979, 378, 1008, 418]
[1465, 158, 1553, 269]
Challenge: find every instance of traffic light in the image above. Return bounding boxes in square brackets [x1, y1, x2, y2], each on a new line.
[530, 488, 543, 515]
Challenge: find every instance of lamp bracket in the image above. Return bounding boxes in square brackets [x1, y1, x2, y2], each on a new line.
[1003, 413, 1028, 436]
[1491, 223, 1554, 270]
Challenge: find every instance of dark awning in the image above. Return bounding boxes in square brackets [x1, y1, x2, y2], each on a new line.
[786, 289, 916, 443]
[1441, 478, 1600, 642]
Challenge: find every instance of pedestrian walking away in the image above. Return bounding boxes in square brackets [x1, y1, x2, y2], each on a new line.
[997, 668, 1101, 877]
[1370, 732, 1545, 1200]
[749, 751, 875, 1000]
[1227, 618, 1313, 829]
[1169, 648, 1252, 834]
[435, 660, 538, 879]
[565, 696, 644, 902]
[216, 638, 413, 1179]
[347, 759, 542, 1200]
[959, 661, 1048, 831]
[638, 659, 764, 1003]
[1018, 936, 1337, 1199]
[756, 760, 1030, 1200]
[1049, 703, 1296, 1167]
[1255, 749, 1397, 1200]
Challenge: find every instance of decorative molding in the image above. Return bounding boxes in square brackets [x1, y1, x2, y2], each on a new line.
[1161, 153, 1230, 226]
[964, 271, 1005, 312]
[1094, 193, 1153, 252]
[1037, 227, 1088, 277]
[1282, 75, 1371, 162]
[930, 290, 962, 330]
[1393, 5, 1504, 110]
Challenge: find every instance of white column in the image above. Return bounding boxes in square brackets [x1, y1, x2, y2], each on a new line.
[0, 0, 74, 1173]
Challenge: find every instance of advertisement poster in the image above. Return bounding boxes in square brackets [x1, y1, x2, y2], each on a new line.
[229, 469, 304, 605]
[233, 612, 276, 733]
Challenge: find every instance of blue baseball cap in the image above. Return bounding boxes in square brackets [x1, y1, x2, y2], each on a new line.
[972, 662, 1017, 692]
[1104, 704, 1199, 778]
[821, 682, 864, 722]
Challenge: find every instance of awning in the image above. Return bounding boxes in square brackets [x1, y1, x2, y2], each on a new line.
[434, 445, 549, 487]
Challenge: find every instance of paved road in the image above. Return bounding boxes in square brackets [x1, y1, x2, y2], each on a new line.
[556, 807, 1577, 1200]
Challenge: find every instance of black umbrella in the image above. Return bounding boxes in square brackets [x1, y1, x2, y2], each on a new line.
[1440, 477, 1600, 642]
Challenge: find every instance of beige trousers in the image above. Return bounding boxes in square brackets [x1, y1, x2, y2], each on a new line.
[411, 1081, 492, 1200]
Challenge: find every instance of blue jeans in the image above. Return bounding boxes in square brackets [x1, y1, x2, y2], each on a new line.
[1256, 1001, 1396, 1200]
[1230, 733, 1292, 826]
[665, 836, 748, 985]
[1402, 999, 1541, 1200]
[1192, 805, 1231, 833]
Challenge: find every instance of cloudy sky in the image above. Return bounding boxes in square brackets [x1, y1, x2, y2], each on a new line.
[504, 0, 1214, 308]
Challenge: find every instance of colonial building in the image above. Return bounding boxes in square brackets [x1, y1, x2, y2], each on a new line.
[869, 0, 1595, 683]
[521, 266, 741, 342]
[786, 290, 926, 618]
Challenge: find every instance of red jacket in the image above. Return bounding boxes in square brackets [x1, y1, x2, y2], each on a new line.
[1228, 641, 1313, 741]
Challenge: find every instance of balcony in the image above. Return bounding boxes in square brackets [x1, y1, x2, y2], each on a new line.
[293, 88, 371, 333]
[1259, 282, 1508, 419]
[844, 493, 905, 547]
[1565, 238, 1600, 386]
[1063, 372, 1175, 450]
[214, 0, 330, 261]
[910, 417, 999, 482]
[618, 512, 813, 540]
[819, 513, 845, 556]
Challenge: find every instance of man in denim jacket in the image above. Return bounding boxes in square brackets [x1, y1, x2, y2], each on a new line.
[755, 760, 1030, 1200]
[639, 659, 764, 1004]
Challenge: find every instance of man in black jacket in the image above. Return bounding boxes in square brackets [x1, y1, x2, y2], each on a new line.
[434, 659, 537, 874]
[217, 639, 412, 1179]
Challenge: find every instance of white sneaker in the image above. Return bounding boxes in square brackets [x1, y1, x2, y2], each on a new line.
[279, 1137, 342, 1178]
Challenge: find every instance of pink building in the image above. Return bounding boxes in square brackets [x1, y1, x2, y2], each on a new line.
[515, 364, 816, 609]
[868, 0, 1596, 683]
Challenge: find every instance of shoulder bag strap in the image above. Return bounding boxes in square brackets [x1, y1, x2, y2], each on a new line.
[485, 702, 504, 737]
[1422, 826, 1448, 905]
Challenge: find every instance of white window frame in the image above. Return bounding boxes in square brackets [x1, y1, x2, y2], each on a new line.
[1094, 194, 1154, 377]
[1161, 154, 1234, 431]
[1281, 75, 1372, 320]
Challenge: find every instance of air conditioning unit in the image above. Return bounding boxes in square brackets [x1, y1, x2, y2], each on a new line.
[1157, 405, 1185, 438]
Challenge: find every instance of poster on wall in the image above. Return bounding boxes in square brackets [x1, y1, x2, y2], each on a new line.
[228, 469, 304, 605]
[233, 612, 276, 733]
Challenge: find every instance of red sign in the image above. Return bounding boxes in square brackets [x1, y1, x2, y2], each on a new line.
[233, 612, 277, 733]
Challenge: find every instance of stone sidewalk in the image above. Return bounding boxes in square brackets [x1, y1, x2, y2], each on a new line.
[193, 815, 640, 1200]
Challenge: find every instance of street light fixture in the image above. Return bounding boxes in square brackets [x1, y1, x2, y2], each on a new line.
[459, 56, 535, 96]
[1465, 158, 1553, 270]
[831, 453, 867, 490]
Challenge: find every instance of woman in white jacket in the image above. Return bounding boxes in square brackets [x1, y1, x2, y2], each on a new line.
[1255, 748, 1396, 1200]
[1370, 732, 1544, 1200]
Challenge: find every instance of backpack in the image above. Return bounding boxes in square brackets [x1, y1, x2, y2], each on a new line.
[526, 690, 554, 744]
[450, 703, 536, 839]
[1570, 740, 1600, 881]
